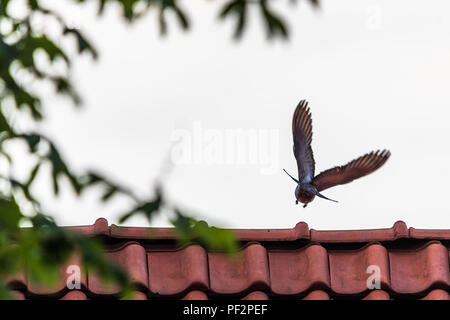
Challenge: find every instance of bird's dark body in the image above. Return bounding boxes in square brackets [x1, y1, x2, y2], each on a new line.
[295, 184, 315, 207]
[285, 99, 391, 207]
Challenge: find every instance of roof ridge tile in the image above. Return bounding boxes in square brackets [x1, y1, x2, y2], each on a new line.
[310, 221, 409, 243]
[410, 227, 450, 240]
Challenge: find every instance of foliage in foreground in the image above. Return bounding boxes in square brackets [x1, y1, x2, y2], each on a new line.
[0, 0, 318, 298]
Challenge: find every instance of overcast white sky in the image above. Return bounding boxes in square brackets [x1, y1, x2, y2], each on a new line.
[8, 0, 450, 230]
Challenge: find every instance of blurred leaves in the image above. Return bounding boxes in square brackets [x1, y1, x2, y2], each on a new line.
[63, 27, 98, 59]
[94, 0, 190, 34]
[0, 0, 321, 299]
[116, 187, 238, 254]
[0, 196, 132, 299]
[0, 196, 21, 232]
[171, 210, 238, 253]
[119, 194, 162, 224]
[13, 133, 82, 196]
[80, 171, 138, 202]
[0, 0, 319, 124]
[219, 0, 247, 39]
[91, 0, 319, 39]
[259, 0, 288, 39]
[219, 0, 318, 40]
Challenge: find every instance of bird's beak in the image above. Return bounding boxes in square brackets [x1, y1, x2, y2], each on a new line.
[313, 190, 338, 203]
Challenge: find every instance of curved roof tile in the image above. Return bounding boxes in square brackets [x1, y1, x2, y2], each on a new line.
[362, 289, 390, 300]
[88, 241, 148, 295]
[389, 241, 450, 294]
[208, 242, 270, 294]
[182, 290, 209, 300]
[421, 289, 450, 300]
[148, 244, 209, 295]
[302, 290, 330, 300]
[269, 244, 330, 295]
[329, 242, 390, 295]
[242, 291, 269, 300]
[11, 218, 450, 300]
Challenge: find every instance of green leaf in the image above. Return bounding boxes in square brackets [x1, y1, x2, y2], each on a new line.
[119, 194, 162, 224]
[0, 110, 12, 134]
[51, 76, 81, 105]
[97, 0, 107, 15]
[171, 4, 189, 30]
[101, 185, 117, 202]
[119, 0, 140, 21]
[0, 196, 22, 231]
[158, 9, 168, 35]
[47, 144, 81, 195]
[80, 171, 137, 202]
[1, 71, 42, 120]
[0, 0, 11, 16]
[10, 177, 38, 204]
[26, 161, 41, 188]
[30, 35, 69, 64]
[22, 134, 41, 153]
[63, 27, 98, 59]
[259, 1, 289, 39]
[171, 210, 238, 253]
[0, 284, 14, 300]
[27, 0, 40, 10]
[219, 0, 247, 39]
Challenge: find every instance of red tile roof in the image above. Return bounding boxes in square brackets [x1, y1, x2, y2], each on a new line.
[7, 218, 450, 300]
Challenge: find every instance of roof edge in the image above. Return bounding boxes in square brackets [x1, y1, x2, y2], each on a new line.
[59, 218, 450, 244]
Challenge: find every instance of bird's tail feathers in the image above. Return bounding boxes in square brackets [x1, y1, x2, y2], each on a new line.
[312, 189, 338, 203]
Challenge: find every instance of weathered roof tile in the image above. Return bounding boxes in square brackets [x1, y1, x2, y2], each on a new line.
[311, 221, 408, 243]
[389, 241, 450, 294]
[362, 289, 390, 300]
[302, 290, 330, 300]
[269, 244, 329, 295]
[60, 290, 87, 300]
[329, 243, 390, 295]
[182, 290, 208, 300]
[209, 243, 270, 294]
[242, 291, 269, 300]
[11, 219, 450, 300]
[88, 242, 147, 295]
[421, 289, 450, 300]
[148, 245, 209, 295]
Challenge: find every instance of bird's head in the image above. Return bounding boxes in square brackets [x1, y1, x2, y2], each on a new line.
[283, 169, 338, 205]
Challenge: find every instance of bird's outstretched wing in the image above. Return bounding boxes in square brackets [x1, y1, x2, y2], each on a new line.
[313, 149, 390, 192]
[292, 100, 315, 183]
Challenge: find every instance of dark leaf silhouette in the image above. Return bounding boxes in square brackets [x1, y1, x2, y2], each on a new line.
[219, 0, 247, 39]
[260, 0, 288, 39]
[171, 210, 238, 253]
[119, 189, 163, 224]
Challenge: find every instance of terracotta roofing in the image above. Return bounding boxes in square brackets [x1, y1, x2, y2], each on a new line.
[7, 218, 450, 300]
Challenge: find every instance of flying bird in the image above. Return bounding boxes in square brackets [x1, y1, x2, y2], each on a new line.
[284, 100, 391, 208]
